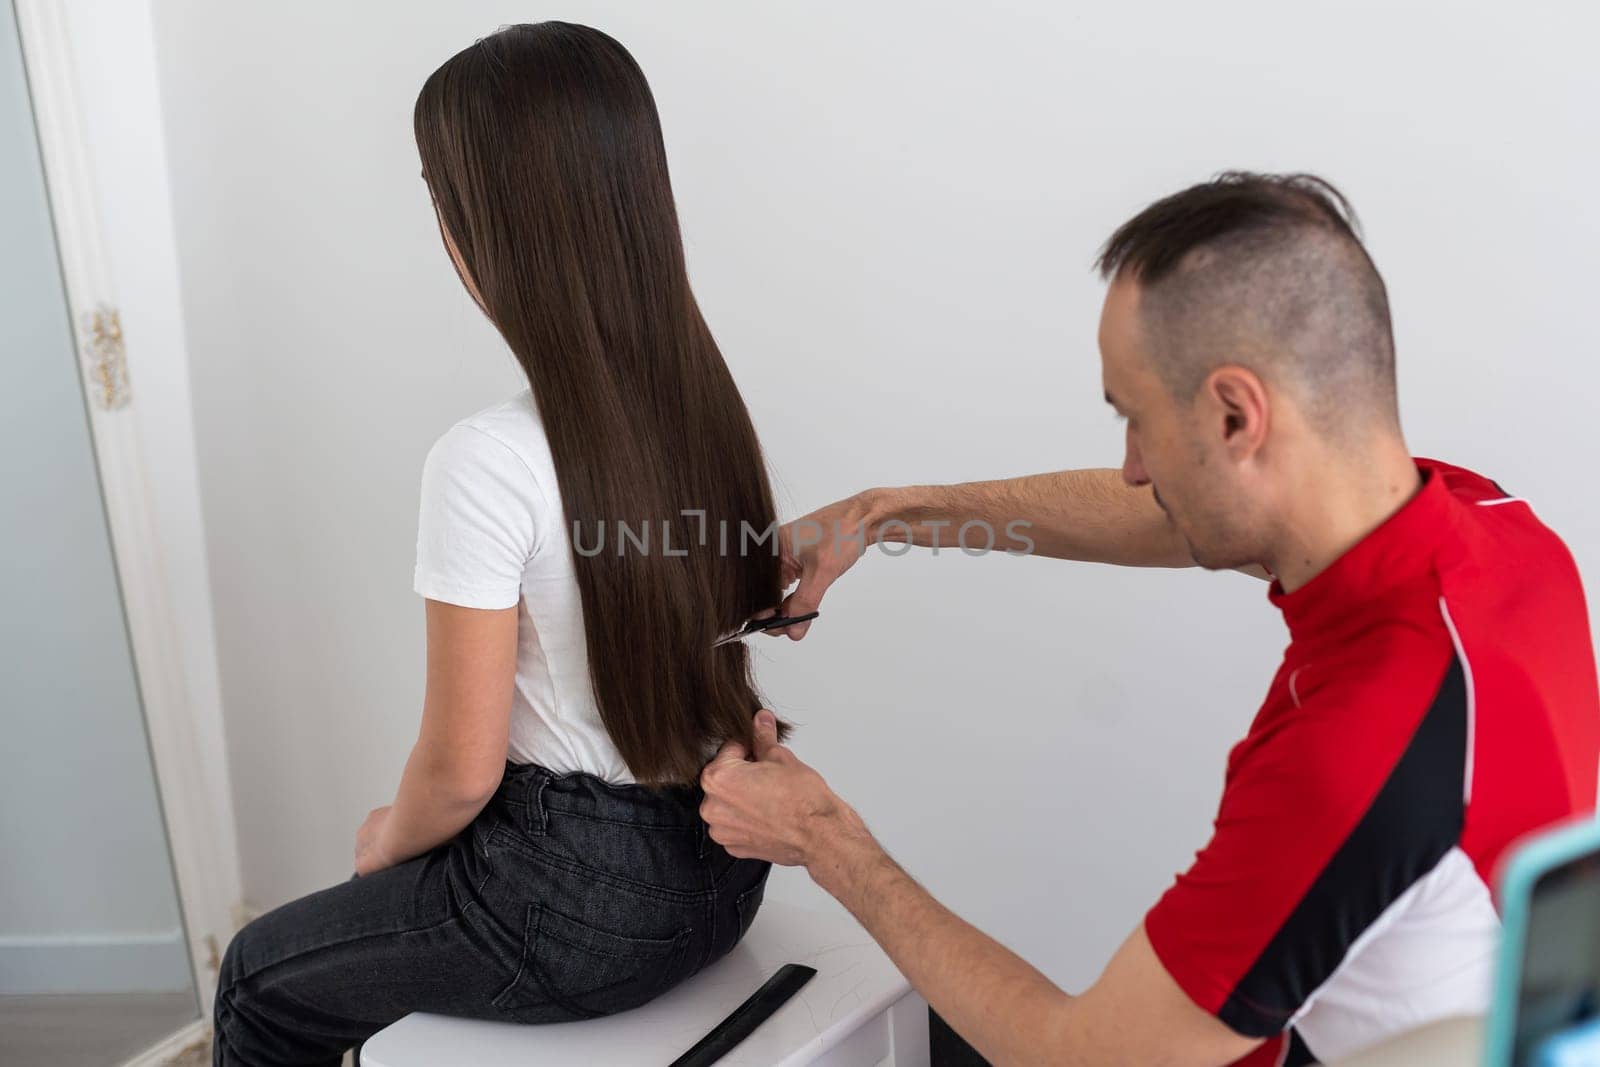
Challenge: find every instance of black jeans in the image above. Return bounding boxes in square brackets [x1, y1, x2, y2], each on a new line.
[213, 761, 770, 1065]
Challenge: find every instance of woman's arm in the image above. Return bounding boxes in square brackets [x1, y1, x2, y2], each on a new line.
[368, 600, 518, 869]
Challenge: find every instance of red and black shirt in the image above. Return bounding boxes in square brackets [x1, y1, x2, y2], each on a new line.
[1145, 458, 1600, 1065]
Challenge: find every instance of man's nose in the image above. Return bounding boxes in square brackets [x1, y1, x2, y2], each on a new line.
[1122, 428, 1149, 487]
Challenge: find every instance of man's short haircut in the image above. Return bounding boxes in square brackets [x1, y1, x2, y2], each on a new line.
[1095, 172, 1398, 431]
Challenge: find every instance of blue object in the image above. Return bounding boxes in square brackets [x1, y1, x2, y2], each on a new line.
[1534, 1016, 1600, 1067]
[1487, 816, 1600, 1067]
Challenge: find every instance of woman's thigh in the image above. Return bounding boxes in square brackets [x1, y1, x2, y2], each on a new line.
[213, 830, 507, 1064]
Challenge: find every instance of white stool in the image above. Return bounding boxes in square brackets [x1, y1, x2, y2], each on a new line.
[360, 899, 929, 1066]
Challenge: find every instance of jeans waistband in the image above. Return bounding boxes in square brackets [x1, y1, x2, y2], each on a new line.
[492, 759, 706, 836]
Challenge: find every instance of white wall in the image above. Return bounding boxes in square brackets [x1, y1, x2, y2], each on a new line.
[148, 0, 1600, 990]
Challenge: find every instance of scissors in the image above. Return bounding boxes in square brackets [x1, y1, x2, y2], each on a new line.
[712, 611, 820, 647]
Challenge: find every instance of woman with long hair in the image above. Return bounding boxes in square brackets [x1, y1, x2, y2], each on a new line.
[212, 22, 786, 1063]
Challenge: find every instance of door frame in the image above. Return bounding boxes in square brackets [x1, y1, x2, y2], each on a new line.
[12, 0, 243, 1049]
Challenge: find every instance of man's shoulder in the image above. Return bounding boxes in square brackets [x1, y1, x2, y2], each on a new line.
[1420, 454, 1577, 579]
[1415, 455, 1512, 504]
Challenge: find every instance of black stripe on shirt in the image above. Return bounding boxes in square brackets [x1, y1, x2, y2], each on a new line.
[1284, 1027, 1318, 1066]
[1218, 655, 1468, 1039]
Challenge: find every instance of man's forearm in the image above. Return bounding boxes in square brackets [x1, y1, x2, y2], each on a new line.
[809, 817, 1075, 1066]
[857, 469, 1191, 567]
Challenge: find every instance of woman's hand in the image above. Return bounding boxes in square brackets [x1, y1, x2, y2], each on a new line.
[354, 805, 399, 876]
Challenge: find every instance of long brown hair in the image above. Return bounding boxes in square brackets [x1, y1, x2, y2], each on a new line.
[414, 22, 785, 785]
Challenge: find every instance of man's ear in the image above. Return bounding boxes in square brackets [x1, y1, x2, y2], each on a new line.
[1206, 366, 1269, 460]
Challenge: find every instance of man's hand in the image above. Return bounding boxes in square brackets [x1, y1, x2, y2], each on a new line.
[699, 722, 1256, 1066]
[770, 493, 882, 640]
[699, 710, 870, 869]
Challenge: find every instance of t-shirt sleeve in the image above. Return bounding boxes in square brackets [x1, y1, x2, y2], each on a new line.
[413, 423, 543, 609]
[1144, 664, 1465, 1038]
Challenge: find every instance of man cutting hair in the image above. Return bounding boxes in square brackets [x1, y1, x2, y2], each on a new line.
[699, 173, 1600, 1065]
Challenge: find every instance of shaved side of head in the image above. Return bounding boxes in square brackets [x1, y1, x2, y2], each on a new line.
[1097, 173, 1398, 435]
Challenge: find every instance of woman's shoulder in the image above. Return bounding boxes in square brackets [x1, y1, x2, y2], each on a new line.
[433, 388, 556, 484]
[422, 389, 561, 531]
[450, 386, 544, 445]
[416, 390, 555, 602]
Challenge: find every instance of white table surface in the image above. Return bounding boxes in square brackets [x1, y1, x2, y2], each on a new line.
[360, 899, 913, 1067]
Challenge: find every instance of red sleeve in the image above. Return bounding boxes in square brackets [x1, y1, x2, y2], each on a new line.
[1145, 642, 1462, 1037]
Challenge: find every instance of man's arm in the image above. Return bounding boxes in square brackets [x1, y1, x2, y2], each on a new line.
[699, 713, 1260, 1066]
[774, 470, 1265, 639]
[855, 470, 1190, 564]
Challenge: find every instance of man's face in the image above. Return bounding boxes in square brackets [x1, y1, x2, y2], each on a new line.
[1097, 277, 1264, 571]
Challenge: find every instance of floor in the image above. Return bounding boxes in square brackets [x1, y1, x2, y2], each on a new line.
[0, 991, 199, 1066]
[167, 1040, 210, 1067]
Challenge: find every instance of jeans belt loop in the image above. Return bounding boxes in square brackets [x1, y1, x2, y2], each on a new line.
[526, 769, 551, 837]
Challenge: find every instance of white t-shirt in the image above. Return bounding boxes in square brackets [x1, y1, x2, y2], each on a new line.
[413, 388, 635, 784]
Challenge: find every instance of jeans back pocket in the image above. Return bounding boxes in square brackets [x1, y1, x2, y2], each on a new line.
[491, 902, 693, 1020]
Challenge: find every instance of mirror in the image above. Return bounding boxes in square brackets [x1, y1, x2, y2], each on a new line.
[0, 3, 201, 1063]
